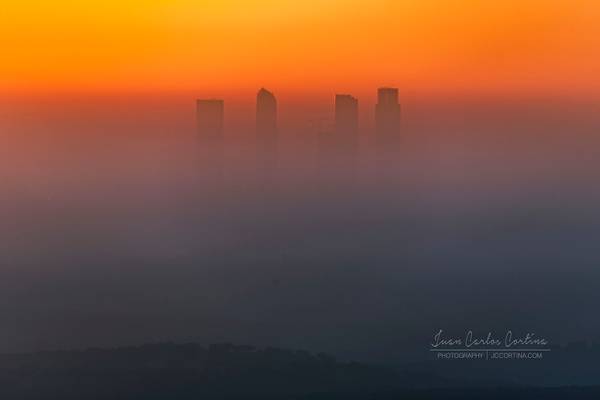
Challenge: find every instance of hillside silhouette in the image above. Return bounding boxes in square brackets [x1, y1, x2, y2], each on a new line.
[1, 343, 600, 399]
[0, 343, 436, 399]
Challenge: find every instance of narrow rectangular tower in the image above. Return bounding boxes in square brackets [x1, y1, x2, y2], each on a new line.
[256, 88, 278, 171]
[196, 99, 224, 141]
[335, 94, 359, 141]
[196, 99, 225, 179]
[375, 87, 400, 147]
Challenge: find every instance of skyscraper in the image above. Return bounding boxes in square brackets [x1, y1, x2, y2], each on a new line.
[256, 88, 277, 138]
[317, 94, 359, 187]
[334, 94, 359, 150]
[196, 99, 224, 141]
[196, 99, 225, 180]
[256, 88, 278, 171]
[375, 87, 401, 148]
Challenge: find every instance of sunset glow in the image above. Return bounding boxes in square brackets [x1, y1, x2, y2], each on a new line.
[2, 0, 600, 96]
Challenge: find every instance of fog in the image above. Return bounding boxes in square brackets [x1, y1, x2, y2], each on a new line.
[1, 95, 599, 365]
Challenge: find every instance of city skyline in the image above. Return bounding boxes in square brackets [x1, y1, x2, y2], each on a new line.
[197, 87, 400, 138]
[195, 87, 402, 180]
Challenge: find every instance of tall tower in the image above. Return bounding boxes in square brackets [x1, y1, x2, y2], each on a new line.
[256, 88, 277, 138]
[196, 99, 225, 180]
[334, 94, 359, 150]
[256, 88, 278, 171]
[196, 99, 224, 142]
[317, 94, 359, 187]
[375, 87, 401, 148]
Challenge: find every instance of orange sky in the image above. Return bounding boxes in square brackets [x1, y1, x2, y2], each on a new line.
[2, 0, 600, 97]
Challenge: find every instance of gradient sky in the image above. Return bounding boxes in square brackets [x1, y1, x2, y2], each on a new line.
[2, 0, 600, 96]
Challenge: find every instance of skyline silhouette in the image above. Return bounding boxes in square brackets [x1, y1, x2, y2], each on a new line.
[196, 99, 225, 179]
[196, 87, 402, 180]
[256, 88, 278, 174]
[198, 87, 399, 138]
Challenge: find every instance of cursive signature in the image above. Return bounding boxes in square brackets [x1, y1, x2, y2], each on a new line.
[431, 329, 548, 348]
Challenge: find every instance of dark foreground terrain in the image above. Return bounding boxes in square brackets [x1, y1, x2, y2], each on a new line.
[1, 343, 599, 399]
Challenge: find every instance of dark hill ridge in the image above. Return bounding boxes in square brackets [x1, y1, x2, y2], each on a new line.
[0, 343, 443, 399]
[0, 343, 599, 399]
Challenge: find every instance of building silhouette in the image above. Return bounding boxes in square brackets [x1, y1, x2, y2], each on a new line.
[334, 94, 359, 154]
[197, 99, 224, 141]
[256, 88, 277, 138]
[256, 88, 278, 172]
[196, 99, 225, 181]
[375, 87, 401, 149]
[317, 94, 359, 188]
